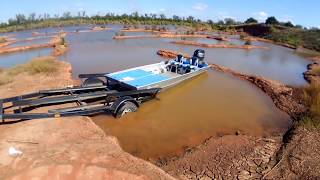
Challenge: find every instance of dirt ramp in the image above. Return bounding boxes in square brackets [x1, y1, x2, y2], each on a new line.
[0, 117, 174, 180]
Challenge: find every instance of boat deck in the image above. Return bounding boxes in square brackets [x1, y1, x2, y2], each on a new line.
[107, 69, 179, 88]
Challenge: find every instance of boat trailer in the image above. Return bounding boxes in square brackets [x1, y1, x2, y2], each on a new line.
[0, 73, 161, 122]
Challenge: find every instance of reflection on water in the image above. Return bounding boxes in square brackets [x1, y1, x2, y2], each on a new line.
[62, 26, 309, 86]
[94, 71, 290, 159]
[0, 25, 310, 86]
[0, 48, 52, 68]
[8, 37, 51, 48]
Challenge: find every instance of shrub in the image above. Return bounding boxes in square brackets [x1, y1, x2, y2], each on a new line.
[302, 83, 320, 128]
[245, 40, 252, 45]
[60, 37, 66, 45]
[26, 57, 60, 74]
[0, 57, 60, 86]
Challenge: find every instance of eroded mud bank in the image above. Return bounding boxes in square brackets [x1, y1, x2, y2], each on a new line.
[156, 49, 312, 179]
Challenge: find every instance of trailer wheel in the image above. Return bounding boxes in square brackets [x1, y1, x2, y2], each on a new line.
[115, 101, 138, 118]
[82, 78, 104, 87]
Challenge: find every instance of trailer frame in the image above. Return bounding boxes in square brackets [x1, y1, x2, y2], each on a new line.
[0, 73, 160, 122]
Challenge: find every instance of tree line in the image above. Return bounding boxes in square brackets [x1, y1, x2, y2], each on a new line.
[0, 11, 313, 30]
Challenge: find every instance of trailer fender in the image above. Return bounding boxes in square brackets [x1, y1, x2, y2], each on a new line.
[81, 77, 105, 87]
[112, 96, 139, 114]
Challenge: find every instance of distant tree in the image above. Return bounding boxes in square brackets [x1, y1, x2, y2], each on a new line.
[62, 12, 72, 19]
[186, 16, 195, 22]
[150, 14, 157, 19]
[172, 15, 180, 21]
[159, 14, 166, 19]
[283, 21, 294, 27]
[131, 12, 139, 18]
[28, 13, 36, 22]
[15, 14, 26, 24]
[54, 14, 60, 19]
[265, 16, 279, 25]
[217, 20, 225, 25]
[224, 18, 236, 25]
[245, 17, 258, 24]
[207, 19, 214, 25]
[43, 13, 50, 20]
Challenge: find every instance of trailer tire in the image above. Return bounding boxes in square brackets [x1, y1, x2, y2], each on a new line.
[82, 78, 104, 87]
[114, 101, 138, 118]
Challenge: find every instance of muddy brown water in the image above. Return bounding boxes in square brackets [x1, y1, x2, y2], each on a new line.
[94, 70, 290, 159]
[0, 24, 309, 160]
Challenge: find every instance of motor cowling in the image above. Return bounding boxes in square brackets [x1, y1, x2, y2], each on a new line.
[193, 49, 205, 61]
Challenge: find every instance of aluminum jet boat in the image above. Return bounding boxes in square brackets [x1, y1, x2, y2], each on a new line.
[0, 49, 209, 121]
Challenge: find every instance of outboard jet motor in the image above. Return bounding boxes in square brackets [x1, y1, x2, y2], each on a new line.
[193, 49, 205, 61]
[176, 54, 183, 63]
[191, 57, 198, 66]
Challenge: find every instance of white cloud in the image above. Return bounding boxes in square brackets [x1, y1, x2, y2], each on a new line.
[253, 11, 268, 21]
[159, 8, 166, 12]
[192, 3, 208, 11]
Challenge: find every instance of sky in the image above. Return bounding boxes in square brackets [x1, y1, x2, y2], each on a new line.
[1, 0, 319, 28]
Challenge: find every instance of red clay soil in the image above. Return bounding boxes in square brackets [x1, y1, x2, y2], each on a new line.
[161, 135, 282, 179]
[0, 41, 16, 48]
[0, 43, 54, 54]
[121, 28, 162, 33]
[157, 49, 191, 59]
[113, 34, 208, 40]
[0, 34, 68, 56]
[265, 126, 320, 179]
[0, 58, 174, 180]
[171, 40, 270, 50]
[207, 35, 229, 41]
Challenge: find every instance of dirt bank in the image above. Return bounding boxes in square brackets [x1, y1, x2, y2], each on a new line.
[113, 34, 208, 40]
[161, 135, 281, 179]
[156, 49, 313, 179]
[265, 125, 320, 179]
[303, 56, 320, 84]
[242, 35, 297, 49]
[0, 57, 174, 179]
[121, 28, 162, 33]
[171, 40, 270, 50]
[207, 35, 229, 41]
[0, 34, 68, 56]
[157, 49, 191, 59]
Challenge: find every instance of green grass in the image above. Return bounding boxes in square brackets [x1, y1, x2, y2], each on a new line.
[302, 83, 320, 129]
[0, 57, 60, 86]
